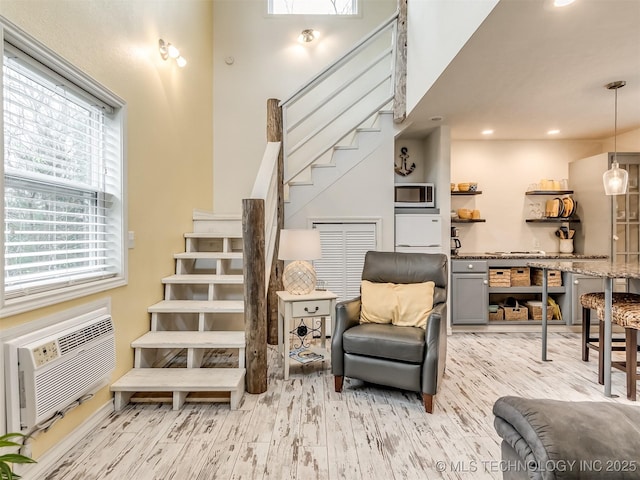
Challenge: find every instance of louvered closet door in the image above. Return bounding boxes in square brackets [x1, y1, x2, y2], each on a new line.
[312, 223, 377, 303]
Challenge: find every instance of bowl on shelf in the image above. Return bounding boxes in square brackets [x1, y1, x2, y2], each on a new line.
[458, 182, 470, 192]
[457, 208, 472, 219]
[451, 183, 456, 191]
[469, 182, 478, 192]
[489, 304, 499, 313]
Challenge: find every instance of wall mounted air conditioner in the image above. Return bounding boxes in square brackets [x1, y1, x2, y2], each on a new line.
[5, 312, 115, 431]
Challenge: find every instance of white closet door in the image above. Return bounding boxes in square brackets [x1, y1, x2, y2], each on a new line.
[312, 223, 377, 302]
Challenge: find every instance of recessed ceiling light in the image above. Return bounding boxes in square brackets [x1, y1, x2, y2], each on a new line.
[547, 129, 560, 135]
[481, 129, 494, 135]
[554, 0, 576, 6]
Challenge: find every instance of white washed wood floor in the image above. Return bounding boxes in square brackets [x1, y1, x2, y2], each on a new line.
[43, 333, 638, 480]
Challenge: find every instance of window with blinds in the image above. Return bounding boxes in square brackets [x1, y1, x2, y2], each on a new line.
[1, 19, 126, 315]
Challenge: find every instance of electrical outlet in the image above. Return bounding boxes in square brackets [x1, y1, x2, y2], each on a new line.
[32, 341, 59, 368]
[533, 238, 541, 249]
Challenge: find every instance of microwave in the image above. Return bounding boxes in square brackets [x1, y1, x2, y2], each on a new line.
[394, 183, 435, 208]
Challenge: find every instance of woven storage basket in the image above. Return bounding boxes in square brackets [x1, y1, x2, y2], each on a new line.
[489, 308, 504, 321]
[510, 267, 531, 287]
[525, 301, 553, 320]
[532, 268, 562, 286]
[489, 268, 511, 287]
[502, 302, 528, 321]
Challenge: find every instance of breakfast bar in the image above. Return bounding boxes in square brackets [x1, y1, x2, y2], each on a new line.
[528, 260, 640, 397]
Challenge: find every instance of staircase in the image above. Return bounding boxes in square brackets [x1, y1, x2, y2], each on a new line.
[111, 214, 246, 411]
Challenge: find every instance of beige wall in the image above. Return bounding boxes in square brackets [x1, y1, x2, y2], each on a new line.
[0, 0, 213, 457]
[451, 139, 605, 254]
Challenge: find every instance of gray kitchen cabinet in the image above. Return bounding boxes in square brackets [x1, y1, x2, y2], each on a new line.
[451, 261, 488, 324]
[568, 274, 605, 326]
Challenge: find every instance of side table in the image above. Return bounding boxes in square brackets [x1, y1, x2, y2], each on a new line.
[276, 290, 337, 380]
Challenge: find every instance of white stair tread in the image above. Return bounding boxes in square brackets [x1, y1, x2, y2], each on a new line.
[162, 274, 244, 284]
[111, 368, 245, 392]
[148, 300, 244, 313]
[184, 232, 243, 239]
[174, 252, 243, 260]
[132, 331, 245, 349]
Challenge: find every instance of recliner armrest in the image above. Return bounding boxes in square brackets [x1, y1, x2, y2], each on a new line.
[331, 297, 361, 376]
[422, 302, 447, 395]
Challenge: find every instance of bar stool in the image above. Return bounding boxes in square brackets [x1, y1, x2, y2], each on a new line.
[608, 302, 640, 400]
[580, 292, 640, 384]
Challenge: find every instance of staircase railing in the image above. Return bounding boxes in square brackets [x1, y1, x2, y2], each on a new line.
[242, 139, 281, 394]
[280, 9, 400, 186]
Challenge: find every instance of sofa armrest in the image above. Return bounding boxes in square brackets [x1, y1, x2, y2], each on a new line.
[421, 302, 447, 395]
[331, 296, 361, 376]
[493, 396, 640, 480]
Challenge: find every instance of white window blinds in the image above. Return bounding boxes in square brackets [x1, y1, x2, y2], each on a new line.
[2, 44, 123, 299]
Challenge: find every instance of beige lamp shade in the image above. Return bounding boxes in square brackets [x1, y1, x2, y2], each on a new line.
[278, 229, 322, 261]
[278, 229, 322, 294]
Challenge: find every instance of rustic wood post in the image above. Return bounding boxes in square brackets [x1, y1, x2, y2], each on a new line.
[242, 198, 267, 394]
[266, 98, 284, 345]
[393, 0, 407, 123]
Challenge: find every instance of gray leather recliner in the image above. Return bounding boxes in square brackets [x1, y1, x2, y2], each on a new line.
[331, 251, 448, 413]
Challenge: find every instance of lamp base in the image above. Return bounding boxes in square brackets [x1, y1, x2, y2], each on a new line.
[283, 260, 317, 295]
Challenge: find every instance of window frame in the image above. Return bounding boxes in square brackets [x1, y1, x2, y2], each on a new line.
[0, 16, 127, 318]
[266, 0, 359, 16]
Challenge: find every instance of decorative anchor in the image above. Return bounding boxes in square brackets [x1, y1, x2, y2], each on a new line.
[289, 318, 323, 349]
[394, 147, 416, 176]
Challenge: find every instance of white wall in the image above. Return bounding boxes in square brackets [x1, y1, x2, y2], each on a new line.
[213, 0, 396, 214]
[406, 0, 498, 113]
[286, 117, 395, 251]
[451, 139, 604, 254]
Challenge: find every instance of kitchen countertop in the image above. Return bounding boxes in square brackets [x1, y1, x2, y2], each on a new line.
[451, 252, 609, 260]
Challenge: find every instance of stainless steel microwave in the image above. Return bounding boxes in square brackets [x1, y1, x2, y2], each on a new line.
[394, 183, 435, 208]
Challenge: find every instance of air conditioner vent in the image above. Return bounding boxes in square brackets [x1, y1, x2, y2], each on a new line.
[57, 317, 114, 355]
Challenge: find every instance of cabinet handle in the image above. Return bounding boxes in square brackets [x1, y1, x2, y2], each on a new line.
[483, 280, 488, 285]
[468, 264, 474, 269]
[304, 306, 319, 314]
[574, 280, 579, 285]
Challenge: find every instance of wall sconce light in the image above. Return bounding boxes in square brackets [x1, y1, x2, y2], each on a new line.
[298, 29, 320, 44]
[602, 80, 627, 195]
[159, 39, 187, 67]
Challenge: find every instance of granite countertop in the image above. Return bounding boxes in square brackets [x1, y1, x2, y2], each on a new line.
[452, 252, 609, 260]
[526, 260, 640, 278]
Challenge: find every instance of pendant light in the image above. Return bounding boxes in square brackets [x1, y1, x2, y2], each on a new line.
[602, 80, 627, 195]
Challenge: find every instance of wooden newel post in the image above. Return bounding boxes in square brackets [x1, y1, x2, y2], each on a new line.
[266, 98, 284, 345]
[242, 198, 267, 394]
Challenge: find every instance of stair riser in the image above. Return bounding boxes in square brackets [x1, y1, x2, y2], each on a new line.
[151, 312, 244, 332]
[192, 218, 242, 236]
[186, 237, 243, 253]
[176, 258, 243, 276]
[164, 283, 244, 302]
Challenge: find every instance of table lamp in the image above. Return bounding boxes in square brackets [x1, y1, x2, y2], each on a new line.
[278, 229, 322, 294]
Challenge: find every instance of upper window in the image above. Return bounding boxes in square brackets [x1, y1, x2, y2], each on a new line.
[268, 0, 358, 15]
[1, 17, 126, 317]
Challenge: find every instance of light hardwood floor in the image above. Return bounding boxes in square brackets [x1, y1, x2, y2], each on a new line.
[42, 333, 637, 480]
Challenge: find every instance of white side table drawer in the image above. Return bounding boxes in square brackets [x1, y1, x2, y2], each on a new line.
[291, 300, 331, 317]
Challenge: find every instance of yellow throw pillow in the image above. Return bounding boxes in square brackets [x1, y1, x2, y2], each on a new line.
[360, 280, 395, 324]
[392, 281, 435, 329]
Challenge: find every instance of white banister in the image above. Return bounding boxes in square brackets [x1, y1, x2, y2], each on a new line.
[248, 142, 281, 294]
[280, 10, 400, 188]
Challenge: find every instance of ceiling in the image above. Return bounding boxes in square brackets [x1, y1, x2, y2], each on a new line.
[402, 0, 640, 141]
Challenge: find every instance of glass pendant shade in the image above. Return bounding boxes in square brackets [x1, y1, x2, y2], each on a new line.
[603, 161, 628, 195]
[602, 80, 627, 195]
